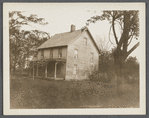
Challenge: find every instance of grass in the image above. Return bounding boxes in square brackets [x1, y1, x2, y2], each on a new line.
[10, 74, 139, 109]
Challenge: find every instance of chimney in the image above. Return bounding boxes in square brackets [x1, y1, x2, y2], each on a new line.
[71, 24, 76, 32]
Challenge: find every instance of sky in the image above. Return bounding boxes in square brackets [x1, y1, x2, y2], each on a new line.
[9, 3, 140, 61]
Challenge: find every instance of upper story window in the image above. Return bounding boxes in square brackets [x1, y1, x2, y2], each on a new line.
[41, 50, 44, 59]
[74, 49, 78, 59]
[58, 48, 62, 58]
[84, 38, 87, 46]
[90, 53, 94, 63]
[50, 49, 53, 58]
[73, 64, 77, 74]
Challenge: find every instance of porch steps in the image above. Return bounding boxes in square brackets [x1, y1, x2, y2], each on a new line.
[55, 78, 64, 80]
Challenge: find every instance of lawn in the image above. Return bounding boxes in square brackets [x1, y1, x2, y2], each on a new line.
[10, 74, 139, 109]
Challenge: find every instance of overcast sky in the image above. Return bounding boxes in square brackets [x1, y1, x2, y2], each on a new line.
[9, 3, 140, 61]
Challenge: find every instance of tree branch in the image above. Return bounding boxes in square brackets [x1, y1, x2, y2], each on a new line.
[127, 35, 134, 46]
[109, 25, 114, 45]
[115, 20, 123, 34]
[130, 11, 138, 25]
[117, 12, 130, 50]
[125, 42, 139, 58]
[112, 18, 119, 45]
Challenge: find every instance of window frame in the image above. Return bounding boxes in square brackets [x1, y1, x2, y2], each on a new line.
[84, 38, 87, 46]
[50, 49, 53, 58]
[91, 63, 94, 69]
[73, 64, 77, 75]
[74, 49, 78, 59]
[90, 53, 94, 63]
[41, 50, 44, 59]
[58, 47, 62, 58]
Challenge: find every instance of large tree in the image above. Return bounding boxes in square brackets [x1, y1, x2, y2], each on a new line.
[87, 11, 139, 90]
[9, 11, 49, 73]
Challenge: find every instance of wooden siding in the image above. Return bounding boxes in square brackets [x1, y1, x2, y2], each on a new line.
[37, 46, 67, 60]
[65, 30, 99, 80]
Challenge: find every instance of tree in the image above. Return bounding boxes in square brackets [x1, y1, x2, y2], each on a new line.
[95, 35, 112, 52]
[22, 30, 50, 57]
[87, 11, 139, 91]
[124, 56, 139, 78]
[9, 11, 49, 73]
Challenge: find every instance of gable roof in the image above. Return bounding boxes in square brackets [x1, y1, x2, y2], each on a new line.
[38, 28, 100, 54]
[85, 29, 101, 54]
[38, 29, 82, 49]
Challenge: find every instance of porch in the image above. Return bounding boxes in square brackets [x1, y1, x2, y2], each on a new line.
[30, 58, 66, 80]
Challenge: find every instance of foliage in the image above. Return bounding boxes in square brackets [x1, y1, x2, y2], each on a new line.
[87, 10, 140, 83]
[89, 50, 115, 83]
[95, 35, 112, 52]
[9, 11, 49, 73]
[99, 51, 114, 73]
[123, 56, 139, 84]
[89, 50, 139, 84]
[29, 59, 50, 68]
[124, 56, 139, 75]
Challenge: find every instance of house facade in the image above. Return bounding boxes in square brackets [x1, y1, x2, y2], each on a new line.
[30, 25, 100, 80]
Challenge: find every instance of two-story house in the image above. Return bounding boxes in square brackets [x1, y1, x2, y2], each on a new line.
[30, 25, 100, 80]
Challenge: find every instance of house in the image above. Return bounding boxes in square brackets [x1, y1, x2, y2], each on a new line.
[30, 25, 100, 80]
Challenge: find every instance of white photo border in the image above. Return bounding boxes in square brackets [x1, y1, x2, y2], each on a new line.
[3, 2, 146, 115]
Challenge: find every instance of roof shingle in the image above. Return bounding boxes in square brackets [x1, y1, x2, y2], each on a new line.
[38, 30, 82, 49]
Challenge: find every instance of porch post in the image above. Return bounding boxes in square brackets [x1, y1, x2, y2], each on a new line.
[36, 64, 38, 77]
[30, 68, 31, 76]
[54, 62, 58, 79]
[45, 64, 47, 78]
[33, 67, 34, 80]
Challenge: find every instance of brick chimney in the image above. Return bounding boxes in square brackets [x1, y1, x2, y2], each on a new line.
[71, 24, 76, 32]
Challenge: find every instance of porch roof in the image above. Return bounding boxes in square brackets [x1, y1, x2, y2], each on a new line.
[32, 58, 66, 63]
[46, 58, 66, 62]
[30, 58, 66, 68]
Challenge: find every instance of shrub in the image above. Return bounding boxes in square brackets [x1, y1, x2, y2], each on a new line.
[123, 56, 139, 84]
[89, 51, 115, 83]
[89, 53, 139, 84]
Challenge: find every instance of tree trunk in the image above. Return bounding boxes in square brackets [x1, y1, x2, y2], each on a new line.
[113, 11, 131, 95]
[114, 49, 125, 95]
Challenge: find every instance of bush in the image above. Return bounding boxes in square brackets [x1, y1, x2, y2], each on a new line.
[123, 56, 139, 84]
[89, 71, 114, 83]
[89, 51, 116, 83]
[89, 51, 139, 84]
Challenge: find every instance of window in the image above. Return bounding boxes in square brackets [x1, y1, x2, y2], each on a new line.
[58, 48, 62, 58]
[84, 38, 87, 46]
[73, 64, 77, 74]
[41, 50, 44, 59]
[50, 49, 53, 58]
[74, 49, 78, 59]
[91, 63, 94, 69]
[90, 53, 94, 63]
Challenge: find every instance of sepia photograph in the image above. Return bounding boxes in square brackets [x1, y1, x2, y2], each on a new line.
[3, 3, 146, 115]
